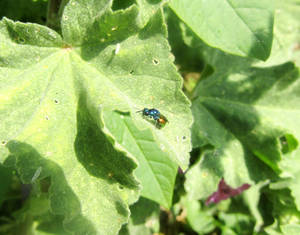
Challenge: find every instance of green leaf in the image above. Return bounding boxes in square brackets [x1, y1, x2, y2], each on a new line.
[61, 1, 192, 169]
[265, 185, 300, 231]
[254, 0, 300, 67]
[264, 221, 284, 235]
[6, 113, 139, 235]
[0, 0, 47, 25]
[186, 59, 300, 198]
[181, 196, 215, 234]
[281, 224, 300, 235]
[185, 0, 300, 225]
[243, 180, 270, 232]
[136, 0, 167, 27]
[0, 0, 192, 233]
[186, 18, 300, 217]
[119, 197, 160, 235]
[264, 0, 300, 213]
[102, 110, 178, 208]
[0, 164, 12, 207]
[169, 0, 274, 60]
[218, 212, 254, 234]
[279, 148, 300, 211]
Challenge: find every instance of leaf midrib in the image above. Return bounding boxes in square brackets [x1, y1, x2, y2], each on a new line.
[123, 119, 170, 207]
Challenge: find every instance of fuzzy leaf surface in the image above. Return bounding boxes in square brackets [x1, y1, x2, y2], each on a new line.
[0, 0, 192, 233]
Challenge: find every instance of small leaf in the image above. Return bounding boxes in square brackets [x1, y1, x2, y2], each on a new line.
[102, 110, 178, 208]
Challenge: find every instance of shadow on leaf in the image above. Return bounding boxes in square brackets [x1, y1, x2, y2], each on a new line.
[74, 91, 139, 190]
[193, 59, 299, 178]
[5, 140, 97, 234]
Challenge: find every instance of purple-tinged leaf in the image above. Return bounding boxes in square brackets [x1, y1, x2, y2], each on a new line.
[205, 178, 251, 205]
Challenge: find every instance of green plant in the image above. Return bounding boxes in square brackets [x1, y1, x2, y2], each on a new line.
[0, 0, 299, 234]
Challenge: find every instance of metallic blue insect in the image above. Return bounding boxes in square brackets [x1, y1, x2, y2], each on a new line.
[137, 108, 168, 128]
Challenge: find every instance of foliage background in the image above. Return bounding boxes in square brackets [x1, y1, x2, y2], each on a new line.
[0, 0, 300, 234]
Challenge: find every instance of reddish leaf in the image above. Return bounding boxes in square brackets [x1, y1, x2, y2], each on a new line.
[205, 178, 251, 205]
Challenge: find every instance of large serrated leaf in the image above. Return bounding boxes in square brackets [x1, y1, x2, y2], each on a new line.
[0, 0, 192, 233]
[169, 0, 274, 60]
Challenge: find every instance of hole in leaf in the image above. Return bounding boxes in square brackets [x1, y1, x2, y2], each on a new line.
[280, 134, 298, 154]
[153, 59, 159, 65]
[129, 70, 134, 75]
[1, 140, 7, 145]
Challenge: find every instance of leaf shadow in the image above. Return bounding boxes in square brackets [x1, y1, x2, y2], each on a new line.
[4, 141, 97, 234]
[200, 148, 226, 179]
[196, 60, 299, 180]
[74, 90, 139, 190]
